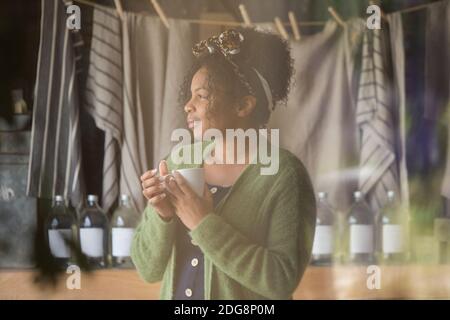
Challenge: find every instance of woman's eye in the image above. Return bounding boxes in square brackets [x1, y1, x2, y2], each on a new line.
[197, 94, 208, 100]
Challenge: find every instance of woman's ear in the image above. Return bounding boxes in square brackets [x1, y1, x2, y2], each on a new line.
[236, 95, 257, 118]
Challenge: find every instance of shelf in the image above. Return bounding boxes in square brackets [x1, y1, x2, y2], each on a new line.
[1, 265, 449, 299]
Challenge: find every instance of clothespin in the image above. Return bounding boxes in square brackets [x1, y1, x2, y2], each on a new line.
[327, 6, 345, 28]
[288, 11, 301, 40]
[113, 0, 124, 20]
[274, 17, 289, 40]
[238, 4, 252, 26]
[150, 0, 170, 29]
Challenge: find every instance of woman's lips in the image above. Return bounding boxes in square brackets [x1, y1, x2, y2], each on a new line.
[187, 119, 199, 129]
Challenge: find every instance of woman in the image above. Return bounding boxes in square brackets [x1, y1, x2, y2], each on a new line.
[131, 27, 316, 300]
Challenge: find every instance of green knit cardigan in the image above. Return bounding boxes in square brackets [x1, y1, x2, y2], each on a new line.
[131, 141, 316, 300]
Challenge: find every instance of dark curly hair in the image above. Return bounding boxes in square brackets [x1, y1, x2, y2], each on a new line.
[179, 26, 294, 128]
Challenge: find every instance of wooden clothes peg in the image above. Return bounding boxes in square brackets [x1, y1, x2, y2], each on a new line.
[238, 4, 252, 26]
[274, 17, 289, 40]
[150, 0, 170, 29]
[113, 0, 124, 20]
[327, 6, 346, 28]
[288, 11, 301, 40]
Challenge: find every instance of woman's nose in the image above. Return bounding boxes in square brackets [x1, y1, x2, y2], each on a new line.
[184, 100, 194, 113]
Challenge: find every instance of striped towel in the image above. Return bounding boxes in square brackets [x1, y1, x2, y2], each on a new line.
[84, 7, 123, 213]
[27, 0, 85, 208]
[356, 28, 400, 213]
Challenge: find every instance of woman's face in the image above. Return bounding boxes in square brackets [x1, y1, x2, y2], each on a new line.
[184, 67, 239, 140]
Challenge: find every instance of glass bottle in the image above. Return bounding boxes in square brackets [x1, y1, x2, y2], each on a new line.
[311, 192, 334, 266]
[110, 194, 139, 268]
[79, 195, 108, 269]
[45, 195, 77, 269]
[348, 191, 376, 264]
[381, 191, 406, 264]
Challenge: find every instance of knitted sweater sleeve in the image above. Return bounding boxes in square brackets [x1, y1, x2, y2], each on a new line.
[131, 204, 176, 283]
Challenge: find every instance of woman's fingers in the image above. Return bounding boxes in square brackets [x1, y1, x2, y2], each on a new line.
[159, 160, 169, 176]
[141, 161, 170, 191]
[172, 171, 195, 196]
[165, 175, 184, 198]
[148, 192, 167, 205]
[142, 184, 165, 199]
[140, 168, 157, 182]
[141, 176, 161, 189]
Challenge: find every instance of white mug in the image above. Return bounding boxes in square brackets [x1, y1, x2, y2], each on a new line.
[173, 168, 205, 197]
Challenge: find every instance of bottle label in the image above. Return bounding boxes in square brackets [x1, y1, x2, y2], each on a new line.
[312, 225, 333, 255]
[382, 224, 403, 253]
[48, 229, 72, 258]
[350, 225, 374, 254]
[112, 228, 135, 257]
[80, 228, 104, 257]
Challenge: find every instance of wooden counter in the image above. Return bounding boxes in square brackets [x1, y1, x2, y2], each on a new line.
[1, 265, 449, 300]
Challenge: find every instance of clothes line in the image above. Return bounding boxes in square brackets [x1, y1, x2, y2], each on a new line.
[73, 0, 435, 28]
[397, 2, 435, 14]
[73, 0, 325, 26]
[180, 18, 326, 27]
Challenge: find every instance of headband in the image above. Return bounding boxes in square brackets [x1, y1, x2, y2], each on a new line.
[192, 29, 274, 111]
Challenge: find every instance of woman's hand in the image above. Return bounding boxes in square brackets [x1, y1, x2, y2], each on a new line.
[165, 170, 213, 230]
[141, 160, 175, 221]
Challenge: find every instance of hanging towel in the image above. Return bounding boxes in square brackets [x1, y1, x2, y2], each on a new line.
[424, 1, 450, 199]
[120, 13, 194, 213]
[27, 0, 85, 208]
[159, 18, 195, 163]
[355, 26, 400, 213]
[268, 19, 365, 212]
[387, 12, 410, 213]
[424, 0, 450, 122]
[84, 6, 123, 213]
[119, 12, 150, 213]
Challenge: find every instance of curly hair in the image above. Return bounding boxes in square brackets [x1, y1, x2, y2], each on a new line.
[179, 26, 295, 128]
